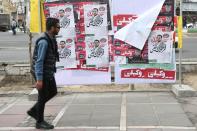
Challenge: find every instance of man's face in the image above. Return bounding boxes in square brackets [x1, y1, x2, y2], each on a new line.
[52, 23, 60, 35]
[59, 10, 65, 17]
[156, 35, 162, 43]
[94, 40, 100, 47]
[92, 8, 98, 16]
[60, 41, 66, 48]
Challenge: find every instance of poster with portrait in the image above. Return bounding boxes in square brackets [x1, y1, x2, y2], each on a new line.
[84, 4, 108, 35]
[49, 4, 76, 37]
[148, 31, 173, 63]
[56, 37, 77, 69]
[115, 49, 176, 84]
[85, 36, 109, 67]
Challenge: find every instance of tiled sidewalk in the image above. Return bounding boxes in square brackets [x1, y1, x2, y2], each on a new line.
[0, 92, 196, 131]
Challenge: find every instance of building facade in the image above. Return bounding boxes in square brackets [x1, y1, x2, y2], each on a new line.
[0, 0, 16, 14]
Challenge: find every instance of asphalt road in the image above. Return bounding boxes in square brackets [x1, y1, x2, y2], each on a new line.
[0, 32, 196, 63]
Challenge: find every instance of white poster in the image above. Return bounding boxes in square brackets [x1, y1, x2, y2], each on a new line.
[84, 4, 108, 35]
[148, 31, 173, 63]
[56, 37, 77, 68]
[49, 5, 76, 37]
[85, 36, 109, 67]
[113, 0, 165, 50]
[55, 70, 111, 86]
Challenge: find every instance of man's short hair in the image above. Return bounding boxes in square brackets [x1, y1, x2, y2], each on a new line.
[59, 9, 65, 13]
[46, 18, 59, 31]
[93, 8, 98, 12]
[157, 35, 162, 38]
[94, 40, 100, 43]
[60, 41, 66, 44]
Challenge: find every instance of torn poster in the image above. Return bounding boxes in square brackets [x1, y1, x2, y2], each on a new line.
[113, 0, 165, 50]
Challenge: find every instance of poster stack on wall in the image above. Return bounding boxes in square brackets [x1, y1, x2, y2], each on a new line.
[43, 0, 112, 85]
[41, 0, 176, 85]
[113, 0, 176, 83]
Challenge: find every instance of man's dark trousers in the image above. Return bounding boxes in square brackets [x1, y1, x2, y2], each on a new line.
[30, 76, 57, 123]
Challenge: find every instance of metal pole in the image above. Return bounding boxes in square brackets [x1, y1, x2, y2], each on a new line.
[179, 0, 182, 88]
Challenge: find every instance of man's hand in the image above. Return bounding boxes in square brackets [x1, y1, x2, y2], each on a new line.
[35, 80, 43, 90]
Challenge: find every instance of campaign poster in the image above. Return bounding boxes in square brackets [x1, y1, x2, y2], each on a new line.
[85, 36, 109, 67]
[49, 4, 76, 37]
[148, 31, 173, 63]
[84, 4, 108, 35]
[56, 37, 77, 69]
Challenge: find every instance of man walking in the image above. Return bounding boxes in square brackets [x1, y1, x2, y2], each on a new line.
[28, 18, 60, 130]
[11, 19, 17, 35]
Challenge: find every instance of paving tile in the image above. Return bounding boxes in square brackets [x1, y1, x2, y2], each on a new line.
[57, 114, 91, 127]
[127, 93, 151, 103]
[72, 94, 97, 105]
[127, 114, 159, 126]
[94, 105, 121, 113]
[148, 92, 173, 97]
[66, 105, 95, 115]
[162, 129, 196, 131]
[90, 114, 120, 126]
[96, 95, 121, 105]
[15, 98, 36, 105]
[150, 95, 177, 103]
[47, 95, 73, 105]
[158, 113, 193, 126]
[2, 105, 32, 115]
[0, 104, 4, 108]
[127, 104, 154, 115]
[0, 114, 26, 127]
[45, 105, 63, 116]
[154, 104, 185, 114]
[128, 129, 161, 131]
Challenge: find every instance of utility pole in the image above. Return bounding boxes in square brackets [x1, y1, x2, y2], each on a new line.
[179, 0, 183, 88]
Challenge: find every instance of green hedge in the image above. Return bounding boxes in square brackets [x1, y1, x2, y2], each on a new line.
[187, 28, 197, 33]
[175, 28, 197, 33]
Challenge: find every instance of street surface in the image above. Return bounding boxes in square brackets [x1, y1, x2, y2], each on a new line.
[0, 32, 197, 63]
[0, 92, 196, 131]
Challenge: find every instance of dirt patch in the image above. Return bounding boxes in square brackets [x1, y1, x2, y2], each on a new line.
[0, 75, 33, 92]
[183, 73, 197, 90]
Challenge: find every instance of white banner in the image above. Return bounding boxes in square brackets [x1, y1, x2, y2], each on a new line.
[55, 70, 111, 86]
[113, 0, 165, 50]
[56, 37, 77, 68]
[148, 31, 173, 63]
[85, 36, 109, 67]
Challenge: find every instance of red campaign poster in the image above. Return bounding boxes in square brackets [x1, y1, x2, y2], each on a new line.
[113, 14, 138, 31]
[155, 16, 173, 25]
[121, 68, 175, 80]
[111, 39, 148, 64]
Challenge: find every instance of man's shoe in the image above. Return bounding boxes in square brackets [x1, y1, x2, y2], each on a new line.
[27, 110, 37, 120]
[36, 121, 54, 130]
